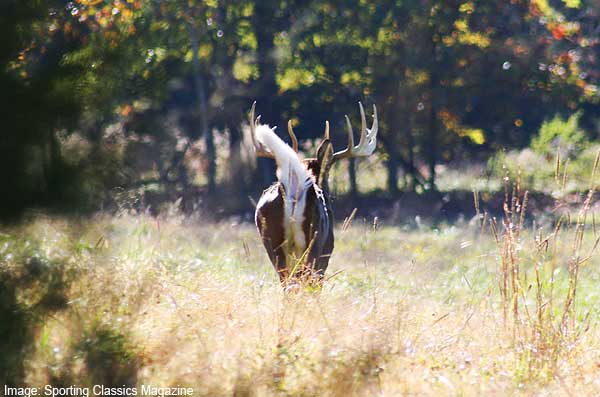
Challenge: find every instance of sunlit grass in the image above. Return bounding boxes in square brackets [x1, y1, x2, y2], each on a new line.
[488, 145, 600, 196]
[1, 208, 600, 395]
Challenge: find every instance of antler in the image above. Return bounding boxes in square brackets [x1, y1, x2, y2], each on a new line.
[287, 120, 299, 152]
[249, 101, 300, 157]
[249, 101, 275, 159]
[287, 119, 329, 152]
[331, 102, 378, 162]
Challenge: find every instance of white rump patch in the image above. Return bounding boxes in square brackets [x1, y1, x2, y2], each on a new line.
[254, 124, 313, 254]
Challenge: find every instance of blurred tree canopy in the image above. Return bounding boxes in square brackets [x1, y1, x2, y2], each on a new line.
[1, 0, 599, 217]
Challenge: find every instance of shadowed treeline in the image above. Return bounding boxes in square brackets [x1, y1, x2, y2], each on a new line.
[1, 0, 600, 218]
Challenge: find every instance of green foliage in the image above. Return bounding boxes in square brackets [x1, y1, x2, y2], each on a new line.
[3, 0, 600, 214]
[531, 112, 587, 158]
[488, 113, 598, 195]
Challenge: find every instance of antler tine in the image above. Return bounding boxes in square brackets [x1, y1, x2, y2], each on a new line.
[371, 104, 378, 136]
[249, 101, 259, 149]
[354, 103, 378, 156]
[249, 101, 256, 136]
[332, 102, 378, 162]
[344, 115, 355, 153]
[327, 114, 356, 161]
[358, 102, 367, 147]
[287, 120, 299, 152]
[249, 101, 275, 159]
[324, 120, 330, 140]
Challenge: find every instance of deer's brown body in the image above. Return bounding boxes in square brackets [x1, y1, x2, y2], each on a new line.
[249, 102, 377, 284]
[255, 163, 334, 282]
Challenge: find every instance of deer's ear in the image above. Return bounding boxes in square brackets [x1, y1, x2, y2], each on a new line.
[316, 139, 333, 185]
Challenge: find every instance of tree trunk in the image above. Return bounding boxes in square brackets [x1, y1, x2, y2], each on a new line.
[253, 2, 279, 124]
[393, 40, 417, 193]
[173, 141, 192, 190]
[427, 89, 437, 189]
[189, 21, 216, 192]
[42, 129, 64, 202]
[348, 158, 357, 197]
[400, 75, 417, 192]
[405, 122, 418, 192]
[427, 39, 439, 191]
[228, 126, 245, 188]
[386, 148, 399, 195]
[253, 1, 280, 186]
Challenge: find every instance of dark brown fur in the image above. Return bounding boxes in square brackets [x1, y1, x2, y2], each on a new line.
[251, 102, 377, 285]
[255, 140, 335, 284]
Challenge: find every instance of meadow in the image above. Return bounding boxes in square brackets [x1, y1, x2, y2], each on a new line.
[5, 2, 600, 395]
[2, 187, 600, 396]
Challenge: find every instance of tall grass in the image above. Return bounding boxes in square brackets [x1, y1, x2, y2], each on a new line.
[489, 150, 600, 382]
[1, 178, 600, 394]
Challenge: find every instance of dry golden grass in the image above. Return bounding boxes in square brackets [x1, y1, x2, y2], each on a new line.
[2, 202, 600, 396]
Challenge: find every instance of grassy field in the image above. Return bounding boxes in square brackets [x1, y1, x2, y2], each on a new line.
[2, 197, 600, 396]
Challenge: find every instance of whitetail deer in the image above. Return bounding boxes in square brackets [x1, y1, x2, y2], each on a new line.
[249, 102, 378, 285]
